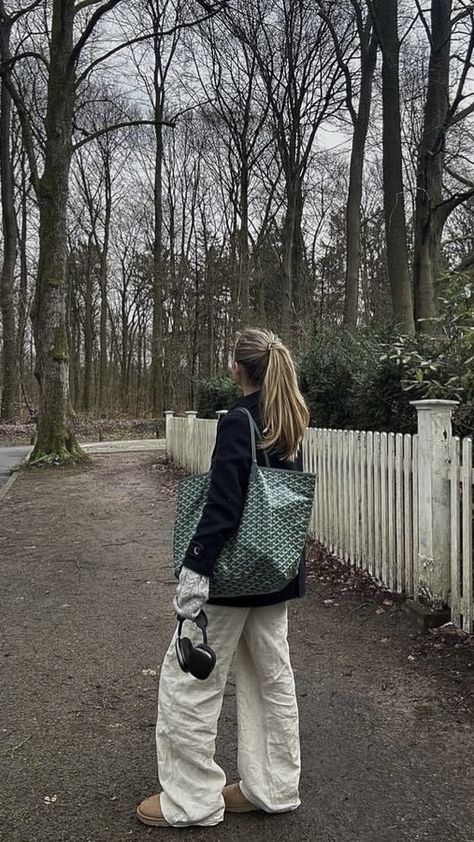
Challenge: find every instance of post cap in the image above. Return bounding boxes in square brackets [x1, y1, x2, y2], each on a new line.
[410, 399, 459, 410]
[185, 410, 197, 417]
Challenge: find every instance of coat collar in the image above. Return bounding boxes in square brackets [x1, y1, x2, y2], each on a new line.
[231, 389, 261, 410]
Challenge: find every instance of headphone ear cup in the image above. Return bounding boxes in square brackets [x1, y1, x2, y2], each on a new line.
[188, 644, 216, 680]
[175, 636, 193, 672]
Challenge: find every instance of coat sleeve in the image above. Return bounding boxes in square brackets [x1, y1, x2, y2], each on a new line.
[182, 411, 252, 577]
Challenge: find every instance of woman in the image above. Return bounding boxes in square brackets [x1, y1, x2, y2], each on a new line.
[137, 327, 310, 828]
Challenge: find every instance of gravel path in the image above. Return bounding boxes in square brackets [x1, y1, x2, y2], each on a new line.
[0, 452, 473, 842]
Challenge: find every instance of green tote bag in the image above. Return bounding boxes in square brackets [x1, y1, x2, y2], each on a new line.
[173, 408, 316, 598]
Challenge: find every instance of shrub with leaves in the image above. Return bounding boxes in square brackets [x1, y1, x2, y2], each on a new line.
[299, 278, 474, 436]
[381, 276, 474, 435]
[195, 375, 241, 418]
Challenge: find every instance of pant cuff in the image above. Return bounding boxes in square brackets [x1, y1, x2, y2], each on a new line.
[239, 780, 301, 814]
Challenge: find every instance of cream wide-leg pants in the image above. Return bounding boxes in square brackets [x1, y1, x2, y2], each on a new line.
[156, 602, 301, 827]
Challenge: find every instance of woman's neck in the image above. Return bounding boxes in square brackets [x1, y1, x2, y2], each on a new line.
[242, 384, 260, 397]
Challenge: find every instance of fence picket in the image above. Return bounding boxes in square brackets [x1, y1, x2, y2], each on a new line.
[347, 431, 353, 563]
[387, 433, 395, 590]
[403, 434, 413, 595]
[366, 432, 375, 577]
[412, 436, 419, 596]
[461, 438, 473, 633]
[315, 429, 322, 539]
[380, 433, 388, 585]
[323, 430, 330, 547]
[395, 433, 404, 593]
[358, 433, 365, 567]
[373, 433, 382, 582]
[450, 438, 461, 629]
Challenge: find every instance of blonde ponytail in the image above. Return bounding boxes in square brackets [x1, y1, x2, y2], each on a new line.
[234, 328, 309, 460]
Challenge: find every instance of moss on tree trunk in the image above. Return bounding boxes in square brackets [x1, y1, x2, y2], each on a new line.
[29, 0, 87, 465]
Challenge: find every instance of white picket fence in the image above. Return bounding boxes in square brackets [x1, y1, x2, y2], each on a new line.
[165, 406, 474, 632]
[301, 429, 418, 597]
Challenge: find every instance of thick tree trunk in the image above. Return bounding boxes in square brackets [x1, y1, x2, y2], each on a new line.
[378, 0, 415, 333]
[151, 40, 165, 416]
[0, 16, 18, 421]
[413, 0, 452, 333]
[30, 0, 86, 463]
[343, 28, 377, 329]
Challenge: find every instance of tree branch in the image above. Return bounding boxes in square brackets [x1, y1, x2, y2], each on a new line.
[0, 63, 39, 193]
[72, 118, 175, 151]
[3, 50, 49, 71]
[11, 0, 43, 23]
[75, 2, 230, 86]
[448, 20, 474, 124]
[413, 0, 433, 48]
[450, 98, 474, 125]
[75, 0, 112, 11]
[445, 164, 474, 189]
[455, 250, 474, 273]
[452, 4, 474, 27]
[437, 186, 474, 223]
[70, 0, 123, 67]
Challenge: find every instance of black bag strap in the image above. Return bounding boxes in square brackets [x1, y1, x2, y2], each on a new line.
[236, 407, 271, 468]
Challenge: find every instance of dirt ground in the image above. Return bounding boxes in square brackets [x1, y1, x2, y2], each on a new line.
[1, 452, 474, 842]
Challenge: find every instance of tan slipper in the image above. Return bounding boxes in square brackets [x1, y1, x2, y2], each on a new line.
[136, 793, 170, 827]
[223, 783, 260, 813]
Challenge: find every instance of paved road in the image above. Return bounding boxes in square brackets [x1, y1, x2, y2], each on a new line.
[0, 446, 31, 486]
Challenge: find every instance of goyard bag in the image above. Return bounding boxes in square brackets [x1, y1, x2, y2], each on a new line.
[173, 408, 316, 598]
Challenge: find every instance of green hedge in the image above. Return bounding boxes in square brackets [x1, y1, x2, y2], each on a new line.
[196, 375, 242, 418]
[299, 288, 474, 436]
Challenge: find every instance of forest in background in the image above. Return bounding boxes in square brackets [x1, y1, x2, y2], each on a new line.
[0, 0, 473, 459]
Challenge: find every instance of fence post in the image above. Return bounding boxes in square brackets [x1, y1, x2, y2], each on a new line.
[216, 410, 228, 420]
[185, 411, 197, 472]
[164, 411, 174, 459]
[411, 399, 458, 610]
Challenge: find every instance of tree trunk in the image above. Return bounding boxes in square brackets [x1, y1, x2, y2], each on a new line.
[377, 0, 415, 333]
[282, 178, 304, 341]
[98, 164, 111, 412]
[343, 26, 377, 329]
[151, 40, 165, 416]
[17, 148, 29, 397]
[239, 161, 250, 325]
[0, 15, 18, 421]
[413, 0, 452, 333]
[83, 238, 93, 413]
[30, 0, 86, 463]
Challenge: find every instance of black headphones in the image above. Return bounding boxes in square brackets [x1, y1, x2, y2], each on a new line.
[175, 610, 216, 680]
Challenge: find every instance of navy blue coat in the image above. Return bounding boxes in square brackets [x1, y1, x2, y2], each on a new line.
[183, 390, 306, 607]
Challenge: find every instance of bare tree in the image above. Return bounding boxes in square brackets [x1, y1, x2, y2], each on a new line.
[230, 0, 347, 340]
[413, 0, 474, 331]
[0, 0, 27, 420]
[0, 0, 227, 460]
[317, 0, 378, 329]
[370, 0, 415, 333]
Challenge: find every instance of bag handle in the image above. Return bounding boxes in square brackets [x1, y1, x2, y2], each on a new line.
[237, 407, 271, 468]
